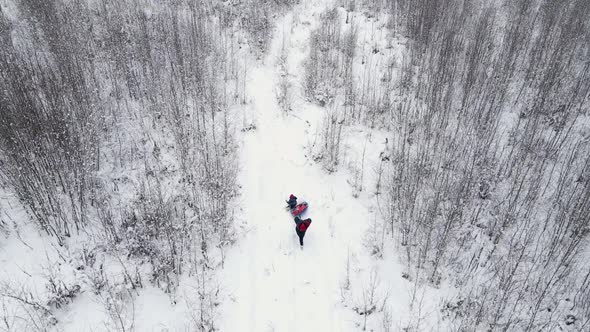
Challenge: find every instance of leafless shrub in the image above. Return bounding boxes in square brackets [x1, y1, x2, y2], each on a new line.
[42, 264, 81, 310]
[99, 278, 136, 332]
[277, 38, 293, 113]
[339, 248, 352, 303]
[318, 106, 345, 172]
[304, 8, 343, 106]
[0, 282, 56, 331]
[186, 265, 220, 332]
[353, 269, 381, 331]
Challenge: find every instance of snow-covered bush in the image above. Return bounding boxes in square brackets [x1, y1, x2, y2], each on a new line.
[0, 282, 58, 330]
[314, 106, 345, 172]
[99, 278, 136, 332]
[45, 280, 81, 310]
[277, 43, 293, 113]
[216, 0, 299, 59]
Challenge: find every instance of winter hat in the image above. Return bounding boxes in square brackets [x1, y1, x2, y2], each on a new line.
[289, 194, 295, 199]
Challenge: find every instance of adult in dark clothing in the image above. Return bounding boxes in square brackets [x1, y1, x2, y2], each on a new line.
[294, 216, 312, 246]
[286, 194, 298, 209]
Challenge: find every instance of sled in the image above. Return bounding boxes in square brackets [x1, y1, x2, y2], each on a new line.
[290, 202, 308, 217]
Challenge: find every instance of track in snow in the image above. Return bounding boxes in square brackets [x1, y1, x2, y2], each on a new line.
[220, 4, 370, 332]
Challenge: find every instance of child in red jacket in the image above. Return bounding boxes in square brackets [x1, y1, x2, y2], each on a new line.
[286, 194, 297, 210]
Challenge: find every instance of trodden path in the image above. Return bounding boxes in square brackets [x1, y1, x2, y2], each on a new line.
[219, 3, 373, 331]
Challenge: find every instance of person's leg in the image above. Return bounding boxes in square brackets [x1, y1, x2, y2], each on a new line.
[296, 230, 304, 246]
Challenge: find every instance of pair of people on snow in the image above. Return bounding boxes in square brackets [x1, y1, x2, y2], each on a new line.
[286, 194, 312, 247]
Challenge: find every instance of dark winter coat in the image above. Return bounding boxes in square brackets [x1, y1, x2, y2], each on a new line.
[294, 216, 312, 246]
[286, 195, 298, 209]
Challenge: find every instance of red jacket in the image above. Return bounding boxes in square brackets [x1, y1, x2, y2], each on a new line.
[295, 217, 312, 232]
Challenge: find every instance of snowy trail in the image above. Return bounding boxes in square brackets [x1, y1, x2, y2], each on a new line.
[220, 4, 371, 331]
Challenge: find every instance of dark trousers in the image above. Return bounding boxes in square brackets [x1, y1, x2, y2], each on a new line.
[296, 230, 305, 246]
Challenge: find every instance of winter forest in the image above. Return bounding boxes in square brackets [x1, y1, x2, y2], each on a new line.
[0, 0, 588, 331]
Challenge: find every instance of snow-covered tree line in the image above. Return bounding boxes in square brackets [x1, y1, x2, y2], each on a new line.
[0, 0, 295, 330]
[304, 0, 589, 330]
[0, 0, 239, 273]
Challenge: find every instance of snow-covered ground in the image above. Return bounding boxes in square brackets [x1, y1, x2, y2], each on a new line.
[218, 2, 436, 331]
[220, 7, 361, 331]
